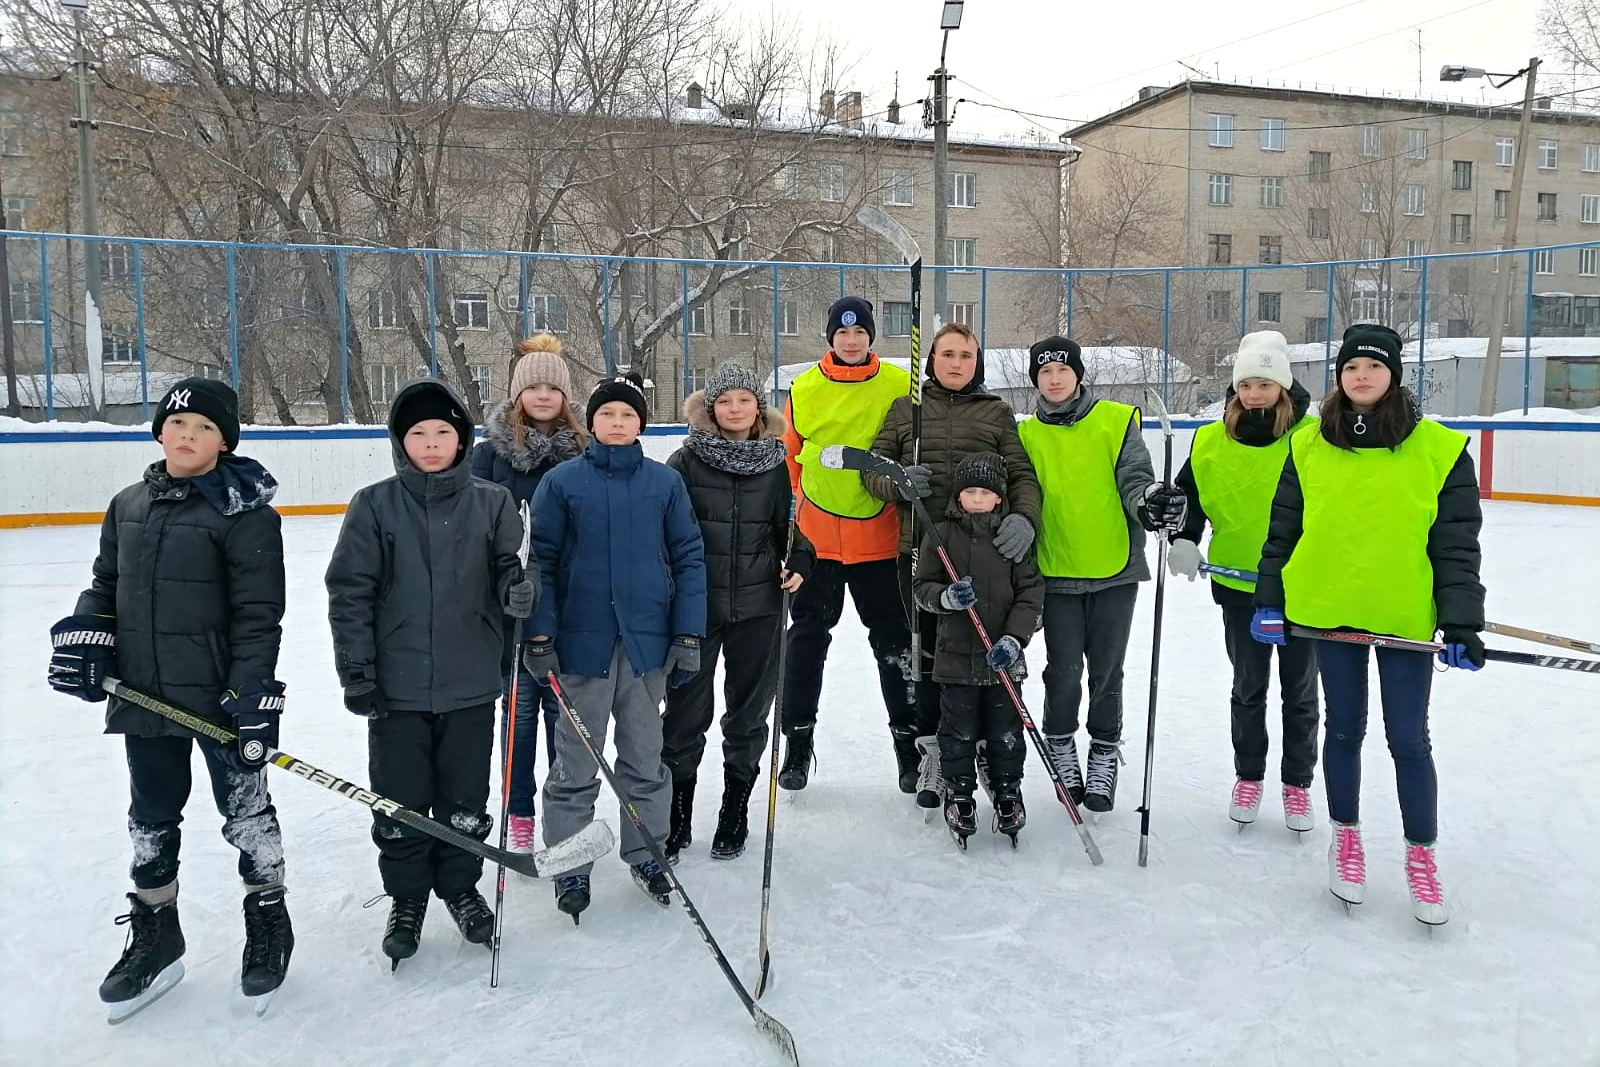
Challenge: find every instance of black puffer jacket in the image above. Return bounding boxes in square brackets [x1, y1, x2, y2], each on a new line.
[666, 394, 816, 627]
[76, 456, 285, 737]
[325, 380, 526, 713]
[912, 502, 1045, 686]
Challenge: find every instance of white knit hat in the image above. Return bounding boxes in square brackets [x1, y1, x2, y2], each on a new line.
[1231, 330, 1293, 389]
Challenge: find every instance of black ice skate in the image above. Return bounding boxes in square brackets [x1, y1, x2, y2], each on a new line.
[709, 771, 757, 860]
[943, 791, 978, 849]
[554, 874, 591, 924]
[914, 736, 944, 810]
[1083, 740, 1122, 814]
[778, 726, 815, 791]
[100, 893, 186, 1025]
[631, 859, 673, 907]
[382, 897, 427, 971]
[665, 776, 696, 865]
[891, 731, 919, 795]
[240, 887, 293, 1014]
[991, 783, 1026, 847]
[1044, 734, 1086, 804]
[443, 887, 495, 947]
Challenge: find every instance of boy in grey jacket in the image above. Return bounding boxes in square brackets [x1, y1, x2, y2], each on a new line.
[325, 379, 536, 970]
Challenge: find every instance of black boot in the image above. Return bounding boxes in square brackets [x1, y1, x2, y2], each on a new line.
[943, 789, 977, 847]
[710, 769, 758, 860]
[554, 874, 590, 925]
[1084, 740, 1122, 813]
[665, 776, 696, 865]
[631, 860, 673, 907]
[100, 892, 186, 1011]
[891, 730, 919, 794]
[241, 887, 294, 998]
[442, 887, 495, 946]
[382, 897, 427, 968]
[777, 726, 815, 791]
[992, 780, 1026, 842]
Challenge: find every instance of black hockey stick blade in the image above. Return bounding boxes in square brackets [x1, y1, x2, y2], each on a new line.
[1287, 630, 1600, 674]
[101, 679, 614, 878]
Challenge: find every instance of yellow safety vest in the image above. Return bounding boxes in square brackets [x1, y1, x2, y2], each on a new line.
[1018, 400, 1139, 580]
[790, 360, 910, 519]
[1190, 415, 1316, 593]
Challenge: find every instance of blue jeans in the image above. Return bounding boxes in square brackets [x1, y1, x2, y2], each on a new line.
[1317, 641, 1437, 843]
[503, 667, 560, 817]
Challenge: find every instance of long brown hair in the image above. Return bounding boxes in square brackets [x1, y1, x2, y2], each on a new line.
[1222, 390, 1296, 441]
[1318, 382, 1413, 450]
[505, 335, 588, 449]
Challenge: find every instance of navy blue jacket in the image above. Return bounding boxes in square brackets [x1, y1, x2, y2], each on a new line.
[530, 439, 708, 678]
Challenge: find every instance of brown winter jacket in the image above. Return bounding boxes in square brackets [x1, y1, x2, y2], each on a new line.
[861, 381, 1041, 556]
[912, 502, 1046, 686]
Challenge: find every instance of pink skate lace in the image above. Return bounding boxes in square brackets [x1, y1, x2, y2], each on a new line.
[1405, 845, 1444, 905]
[1231, 779, 1263, 809]
[508, 814, 536, 852]
[1334, 825, 1365, 885]
[1282, 785, 1312, 818]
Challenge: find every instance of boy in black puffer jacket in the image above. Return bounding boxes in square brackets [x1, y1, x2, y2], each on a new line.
[48, 378, 292, 1020]
[912, 452, 1045, 846]
[325, 379, 535, 968]
[662, 364, 815, 863]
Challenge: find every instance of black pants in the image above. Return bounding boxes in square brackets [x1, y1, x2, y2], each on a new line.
[1040, 585, 1139, 742]
[781, 556, 920, 735]
[1221, 605, 1320, 787]
[125, 734, 285, 891]
[938, 684, 1025, 795]
[367, 705, 495, 901]
[662, 614, 783, 783]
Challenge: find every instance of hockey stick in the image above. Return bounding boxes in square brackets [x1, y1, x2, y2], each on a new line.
[754, 501, 796, 1001]
[546, 673, 801, 1066]
[856, 204, 925, 688]
[1138, 387, 1175, 868]
[820, 445, 1104, 866]
[490, 500, 533, 988]
[1288, 627, 1600, 674]
[1484, 621, 1600, 656]
[1199, 562, 1258, 583]
[102, 679, 615, 877]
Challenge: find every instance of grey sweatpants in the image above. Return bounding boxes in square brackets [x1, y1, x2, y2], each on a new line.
[542, 641, 671, 872]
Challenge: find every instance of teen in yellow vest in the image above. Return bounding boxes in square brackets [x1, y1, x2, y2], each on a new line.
[1170, 331, 1320, 834]
[1252, 324, 1485, 927]
[1017, 336, 1187, 814]
[776, 296, 915, 792]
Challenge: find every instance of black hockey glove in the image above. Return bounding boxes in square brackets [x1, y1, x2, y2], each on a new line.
[1137, 483, 1188, 533]
[342, 680, 385, 719]
[220, 680, 286, 771]
[505, 575, 537, 620]
[522, 637, 561, 683]
[48, 614, 116, 703]
[663, 635, 701, 688]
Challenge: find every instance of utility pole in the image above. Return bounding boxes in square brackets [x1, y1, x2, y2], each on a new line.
[929, 2, 963, 328]
[63, 0, 104, 408]
[1477, 58, 1538, 416]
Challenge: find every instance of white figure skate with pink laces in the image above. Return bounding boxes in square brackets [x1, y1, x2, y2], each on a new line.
[1328, 821, 1365, 910]
[1229, 779, 1262, 827]
[1281, 784, 1314, 833]
[1405, 842, 1450, 926]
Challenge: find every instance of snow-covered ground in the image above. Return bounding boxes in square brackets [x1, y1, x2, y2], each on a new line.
[2, 504, 1597, 1066]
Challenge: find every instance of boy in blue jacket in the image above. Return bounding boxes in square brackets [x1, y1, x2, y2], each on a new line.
[526, 372, 707, 921]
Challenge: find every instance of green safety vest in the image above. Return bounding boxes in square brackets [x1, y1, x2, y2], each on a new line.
[790, 360, 910, 519]
[1018, 400, 1138, 580]
[1190, 415, 1316, 593]
[1281, 418, 1468, 641]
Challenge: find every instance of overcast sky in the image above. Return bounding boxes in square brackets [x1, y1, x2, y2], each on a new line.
[737, 0, 1546, 138]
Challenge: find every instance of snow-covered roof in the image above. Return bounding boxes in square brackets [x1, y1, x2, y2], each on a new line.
[1284, 338, 1600, 365]
[671, 98, 1071, 155]
[764, 346, 1188, 392]
[10, 369, 191, 408]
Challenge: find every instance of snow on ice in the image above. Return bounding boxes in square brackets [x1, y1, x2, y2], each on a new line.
[1, 504, 1596, 1065]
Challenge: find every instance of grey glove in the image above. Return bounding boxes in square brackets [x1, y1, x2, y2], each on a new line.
[901, 464, 933, 501]
[663, 635, 701, 687]
[505, 577, 536, 619]
[1167, 538, 1202, 581]
[940, 576, 977, 612]
[992, 513, 1035, 562]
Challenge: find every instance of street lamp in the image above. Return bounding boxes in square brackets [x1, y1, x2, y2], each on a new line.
[1441, 58, 1539, 415]
[931, 2, 963, 328]
[941, 2, 964, 31]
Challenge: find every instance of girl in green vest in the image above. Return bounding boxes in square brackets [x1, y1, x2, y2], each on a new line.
[1251, 324, 1485, 927]
[1170, 330, 1320, 833]
[1017, 336, 1187, 814]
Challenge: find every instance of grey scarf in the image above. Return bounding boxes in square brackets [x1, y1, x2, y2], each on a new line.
[684, 428, 788, 476]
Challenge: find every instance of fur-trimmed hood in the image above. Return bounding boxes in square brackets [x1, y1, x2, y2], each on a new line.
[682, 390, 789, 441]
[478, 397, 583, 472]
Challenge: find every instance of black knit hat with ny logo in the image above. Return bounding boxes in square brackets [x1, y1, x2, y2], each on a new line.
[152, 377, 241, 452]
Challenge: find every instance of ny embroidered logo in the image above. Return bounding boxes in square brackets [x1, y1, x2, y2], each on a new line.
[166, 389, 192, 411]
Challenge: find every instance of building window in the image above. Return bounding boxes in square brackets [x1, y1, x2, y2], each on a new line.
[9, 280, 43, 323]
[1207, 233, 1232, 265]
[1305, 316, 1328, 343]
[1208, 113, 1235, 148]
[1360, 237, 1380, 262]
[1447, 318, 1471, 338]
[950, 171, 977, 208]
[946, 302, 976, 326]
[1258, 235, 1283, 264]
[1493, 189, 1510, 220]
[1538, 192, 1558, 222]
[1206, 290, 1232, 322]
[528, 294, 568, 333]
[1258, 291, 1282, 322]
[1260, 118, 1285, 152]
[1584, 194, 1600, 224]
[773, 163, 802, 197]
[727, 291, 751, 335]
[1452, 160, 1473, 190]
[1402, 239, 1426, 271]
[1495, 137, 1515, 167]
[1580, 247, 1598, 276]
[776, 299, 800, 336]
[1450, 214, 1472, 243]
[1587, 144, 1600, 173]
[1538, 139, 1558, 170]
[1259, 176, 1283, 208]
[1403, 184, 1426, 217]
[1534, 249, 1556, 275]
[1305, 267, 1327, 292]
[1307, 207, 1330, 239]
[948, 237, 977, 272]
[820, 163, 845, 203]
[452, 292, 489, 329]
[1207, 173, 1233, 206]
[3, 195, 36, 230]
[1359, 183, 1378, 213]
[883, 300, 913, 337]
[1360, 124, 1382, 157]
[367, 290, 400, 330]
[688, 302, 710, 336]
[1406, 128, 1428, 159]
[103, 330, 140, 364]
[100, 243, 133, 284]
[1353, 290, 1381, 322]
[1576, 295, 1600, 330]
[1308, 151, 1330, 183]
[451, 217, 486, 251]
[821, 231, 841, 264]
[882, 169, 914, 207]
[468, 364, 493, 400]
[0, 112, 28, 156]
[366, 364, 406, 405]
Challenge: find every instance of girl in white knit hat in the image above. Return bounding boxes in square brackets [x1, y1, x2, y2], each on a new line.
[1168, 330, 1321, 833]
[469, 333, 587, 856]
